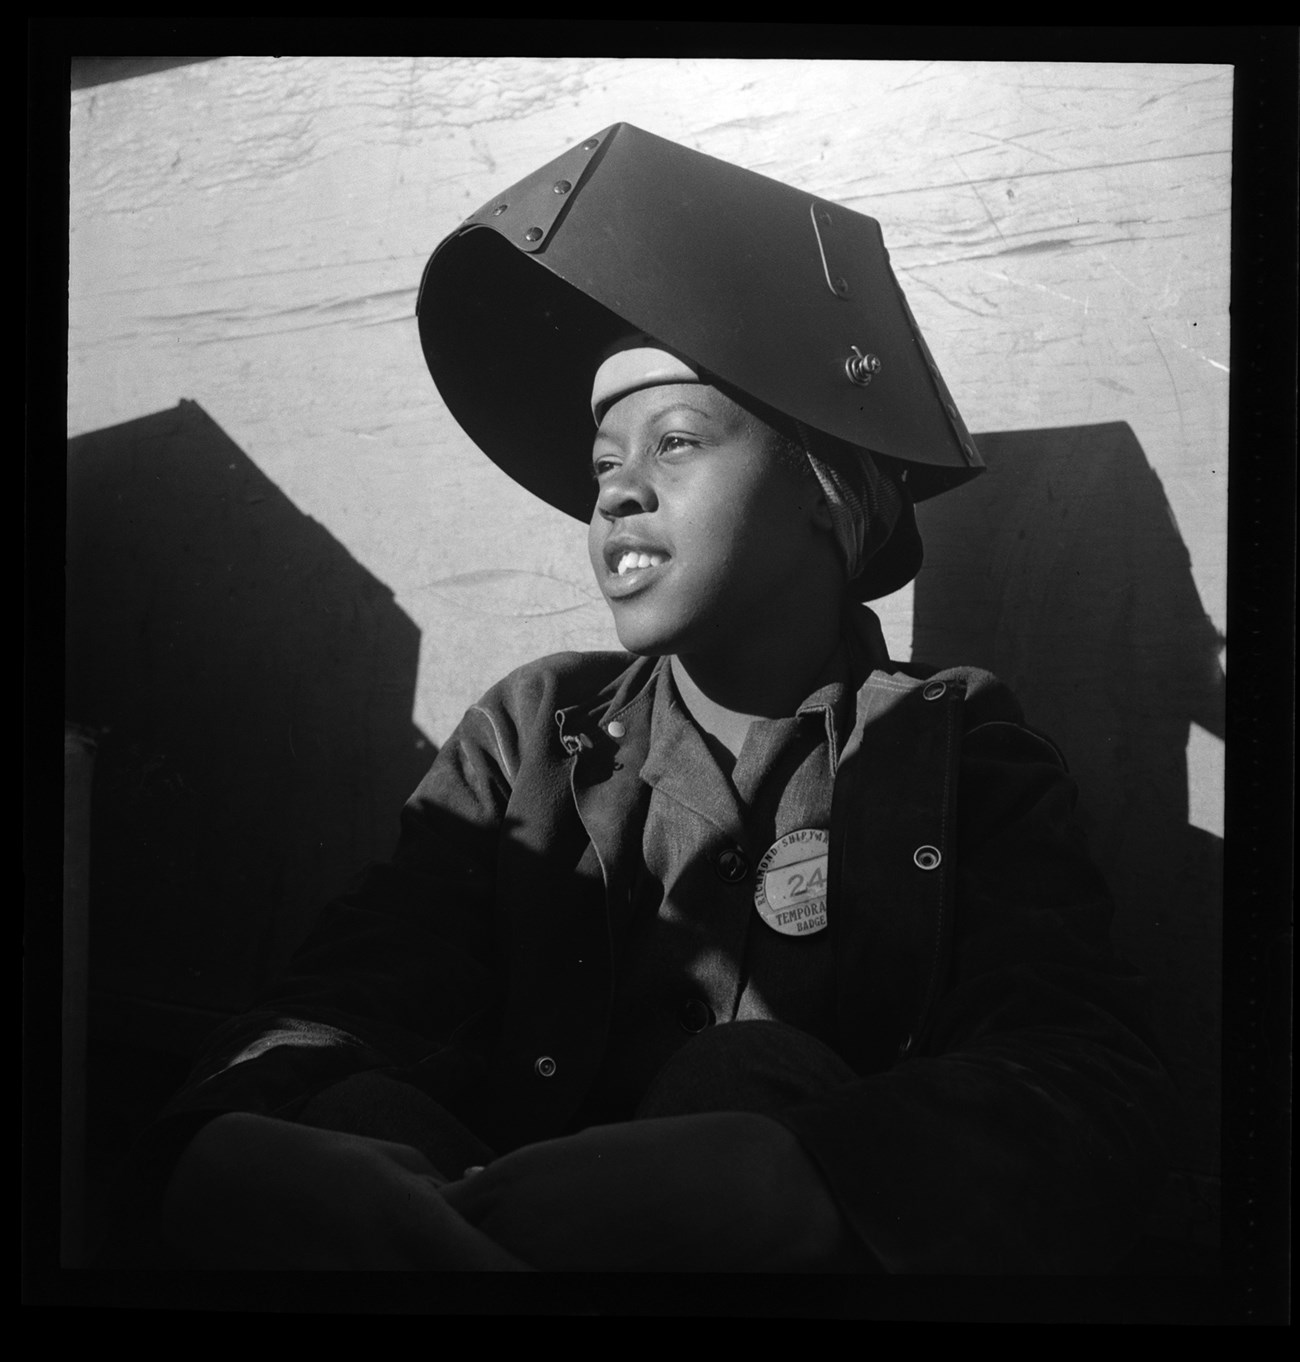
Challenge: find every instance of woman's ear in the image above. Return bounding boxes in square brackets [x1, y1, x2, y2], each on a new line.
[810, 488, 836, 533]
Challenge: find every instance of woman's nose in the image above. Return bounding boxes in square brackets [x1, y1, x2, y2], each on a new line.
[595, 461, 658, 518]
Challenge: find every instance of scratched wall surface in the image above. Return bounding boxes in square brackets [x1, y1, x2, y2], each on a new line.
[69, 58, 1229, 1231]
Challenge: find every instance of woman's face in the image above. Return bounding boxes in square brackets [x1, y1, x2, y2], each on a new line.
[587, 382, 831, 661]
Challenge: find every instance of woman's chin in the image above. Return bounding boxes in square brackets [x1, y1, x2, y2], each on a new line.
[614, 630, 673, 659]
[608, 613, 677, 659]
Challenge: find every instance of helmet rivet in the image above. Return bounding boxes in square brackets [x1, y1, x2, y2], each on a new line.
[832, 276, 849, 297]
[816, 206, 832, 228]
[845, 347, 882, 386]
[524, 227, 544, 243]
[582, 138, 599, 151]
[553, 179, 572, 195]
[491, 202, 508, 216]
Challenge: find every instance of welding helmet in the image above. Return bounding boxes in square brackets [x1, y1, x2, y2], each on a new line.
[416, 122, 984, 600]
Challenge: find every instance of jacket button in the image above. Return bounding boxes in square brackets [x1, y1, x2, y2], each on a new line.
[534, 1055, 557, 1078]
[922, 681, 947, 701]
[715, 848, 749, 883]
[913, 845, 942, 871]
[678, 998, 714, 1034]
[607, 720, 626, 739]
[897, 1033, 915, 1060]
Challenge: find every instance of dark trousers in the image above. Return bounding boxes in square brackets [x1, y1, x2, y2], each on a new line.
[297, 1020, 858, 1182]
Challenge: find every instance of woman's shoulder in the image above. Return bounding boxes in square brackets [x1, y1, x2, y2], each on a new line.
[875, 660, 1067, 770]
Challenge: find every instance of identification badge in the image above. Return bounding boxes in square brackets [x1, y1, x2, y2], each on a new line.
[754, 828, 830, 937]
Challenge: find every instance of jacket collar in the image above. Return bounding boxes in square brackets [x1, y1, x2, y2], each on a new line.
[553, 651, 660, 753]
[552, 601, 897, 757]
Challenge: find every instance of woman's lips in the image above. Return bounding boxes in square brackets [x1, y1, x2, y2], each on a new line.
[602, 547, 671, 598]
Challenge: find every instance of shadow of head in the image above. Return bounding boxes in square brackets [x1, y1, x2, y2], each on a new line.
[914, 421, 1224, 1193]
[66, 400, 435, 1016]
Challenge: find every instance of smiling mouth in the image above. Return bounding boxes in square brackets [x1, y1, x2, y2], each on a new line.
[614, 550, 668, 576]
[602, 546, 671, 597]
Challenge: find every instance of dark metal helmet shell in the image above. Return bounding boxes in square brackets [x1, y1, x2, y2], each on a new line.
[416, 123, 984, 600]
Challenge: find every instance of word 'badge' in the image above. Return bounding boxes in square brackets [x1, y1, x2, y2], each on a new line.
[754, 828, 829, 937]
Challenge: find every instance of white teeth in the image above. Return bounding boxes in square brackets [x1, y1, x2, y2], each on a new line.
[616, 550, 665, 576]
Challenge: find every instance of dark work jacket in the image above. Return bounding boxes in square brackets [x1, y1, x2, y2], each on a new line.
[140, 604, 1173, 1273]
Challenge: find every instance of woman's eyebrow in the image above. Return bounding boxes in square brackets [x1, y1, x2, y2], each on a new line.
[593, 402, 723, 449]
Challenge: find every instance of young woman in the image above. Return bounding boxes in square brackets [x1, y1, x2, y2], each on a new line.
[146, 124, 1172, 1273]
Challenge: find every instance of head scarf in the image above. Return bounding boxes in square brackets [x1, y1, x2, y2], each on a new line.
[591, 339, 903, 582]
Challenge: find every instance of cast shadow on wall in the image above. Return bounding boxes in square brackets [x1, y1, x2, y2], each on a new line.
[913, 421, 1225, 1248]
[66, 400, 436, 1047]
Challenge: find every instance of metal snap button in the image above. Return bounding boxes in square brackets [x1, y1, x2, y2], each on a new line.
[913, 845, 942, 871]
[678, 998, 713, 1034]
[715, 848, 750, 883]
[607, 720, 626, 739]
[922, 681, 946, 701]
[534, 1055, 557, 1078]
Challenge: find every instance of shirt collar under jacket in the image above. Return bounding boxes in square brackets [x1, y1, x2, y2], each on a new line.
[635, 646, 851, 843]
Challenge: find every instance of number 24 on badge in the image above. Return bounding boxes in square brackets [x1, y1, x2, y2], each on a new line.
[754, 829, 830, 937]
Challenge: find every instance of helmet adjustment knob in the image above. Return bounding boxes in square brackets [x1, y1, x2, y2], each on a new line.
[845, 346, 882, 386]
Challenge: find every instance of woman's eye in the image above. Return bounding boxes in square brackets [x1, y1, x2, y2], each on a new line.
[591, 458, 618, 481]
[658, 434, 698, 454]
